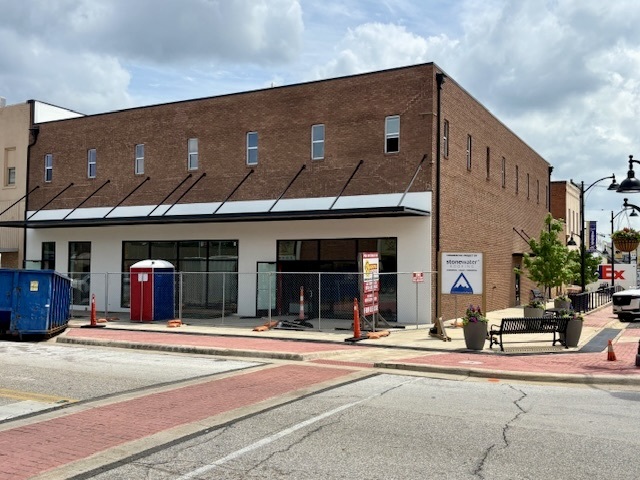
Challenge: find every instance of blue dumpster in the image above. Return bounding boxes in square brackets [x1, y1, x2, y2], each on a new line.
[0, 269, 71, 338]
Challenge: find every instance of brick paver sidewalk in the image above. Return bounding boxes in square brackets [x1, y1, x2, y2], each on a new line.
[0, 364, 355, 480]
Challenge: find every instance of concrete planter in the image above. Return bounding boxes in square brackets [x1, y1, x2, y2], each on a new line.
[524, 306, 544, 317]
[463, 321, 487, 350]
[561, 318, 583, 347]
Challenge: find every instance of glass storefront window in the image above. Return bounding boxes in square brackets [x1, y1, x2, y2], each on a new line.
[69, 241, 91, 306]
[124, 241, 149, 260]
[42, 242, 55, 270]
[150, 241, 177, 262]
[121, 239, 239, 308]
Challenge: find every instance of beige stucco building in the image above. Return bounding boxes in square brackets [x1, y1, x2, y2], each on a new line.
[0, 99, 82, 268]
[0, 99, 29, 268]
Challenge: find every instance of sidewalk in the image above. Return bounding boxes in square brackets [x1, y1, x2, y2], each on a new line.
[59, 303, 640, 386]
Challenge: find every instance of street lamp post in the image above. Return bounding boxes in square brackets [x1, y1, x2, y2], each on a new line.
[620, 199, 640, 269]
[578, 176, 619, 292]
[610, 208, 638, 287]
[617, 155, 640, 193]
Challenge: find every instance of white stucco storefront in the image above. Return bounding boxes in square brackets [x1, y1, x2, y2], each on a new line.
[24, 192, 432, 324]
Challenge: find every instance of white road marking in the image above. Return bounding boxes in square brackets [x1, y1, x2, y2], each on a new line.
[177, 385, 400, 479]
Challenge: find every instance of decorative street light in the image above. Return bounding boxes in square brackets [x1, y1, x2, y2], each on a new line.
[610, 207, 638, 288]
[577, 175, 619, 292]
[617, 155, 640, 193]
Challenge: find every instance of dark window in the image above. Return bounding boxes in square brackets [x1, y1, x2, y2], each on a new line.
[385, 116, 400, 153]
[69, 242, 91, 306]
[44, 154, 53, 182]
[443, 120, 449, 158]
[121, 240, 238, 308]
[42, 242, 55, 270]
[87, 149, 96, 178]
[486, 147, 490, 179]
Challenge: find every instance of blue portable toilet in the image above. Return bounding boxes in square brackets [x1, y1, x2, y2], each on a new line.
[130, 260, 175, 322]
[0, 269, 71, 338]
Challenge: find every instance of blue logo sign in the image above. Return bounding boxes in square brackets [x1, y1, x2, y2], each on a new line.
[450, 273, 474, 294]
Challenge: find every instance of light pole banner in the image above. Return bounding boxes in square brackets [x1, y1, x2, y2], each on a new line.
[589, 221, 597, 252]
[441, 253, 483, 295]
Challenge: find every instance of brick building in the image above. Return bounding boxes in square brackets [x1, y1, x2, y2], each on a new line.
[550, 180, 581, 246]
[3, 63, 551, 324]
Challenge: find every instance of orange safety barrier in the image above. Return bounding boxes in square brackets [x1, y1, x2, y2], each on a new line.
[253, 320, 279, 332]
[367, 330, 390, 339]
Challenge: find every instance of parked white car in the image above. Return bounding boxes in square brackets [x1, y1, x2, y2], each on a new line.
[612, 288, 640, 321]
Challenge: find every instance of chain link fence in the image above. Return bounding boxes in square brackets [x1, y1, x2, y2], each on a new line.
[67, 271, 433, 329]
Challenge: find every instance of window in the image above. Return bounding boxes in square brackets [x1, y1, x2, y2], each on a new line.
[443, 120, 449, 158]
[87, 148, 96, 178]
[545, 185, 549, 208]
[527, 173, 530, 199]
[311, 124, 325, 160]
[385, 115, 400, 153]
[135, 144, 144, 174]
[69, 241, 91, 306]
[45, 154, 53, 182]
[247, 131, 258, 165]
[501, 157, 506, 187]
[466, 135, 472, 170]
[515, 165, 519, 193]
[7, 167, 15, 185]
[537, 179, 540, 204]
[188, 138, 198, 170]
[4, 147, 16, 187]
[42, 242, 55, 270]
[121, 240, 239, 308]
[485, 147, 490, 179]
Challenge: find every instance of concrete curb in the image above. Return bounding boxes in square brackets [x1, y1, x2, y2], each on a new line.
[56, 337, 306, 361]
[374, 361, 640, 386]
[57, 336, 640, 386]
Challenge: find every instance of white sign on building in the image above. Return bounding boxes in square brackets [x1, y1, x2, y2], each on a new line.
[441, 253, 483, 295]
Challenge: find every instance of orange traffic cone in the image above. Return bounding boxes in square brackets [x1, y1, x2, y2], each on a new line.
[90, 294, 97, 326]
[345, 298, 365, 343]
[299, 286, 305, 320]
[607, 339, 617, 361]
[81, 293, 106, 329]
[353, 298, 361, 338]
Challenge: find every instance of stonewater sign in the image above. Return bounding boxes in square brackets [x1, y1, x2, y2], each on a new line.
[441, 253, 483, 295]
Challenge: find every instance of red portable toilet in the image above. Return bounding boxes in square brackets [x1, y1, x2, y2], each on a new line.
[130, 259, 175, 322]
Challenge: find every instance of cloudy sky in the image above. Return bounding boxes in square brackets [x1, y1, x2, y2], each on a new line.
[2, 0, 640, 239]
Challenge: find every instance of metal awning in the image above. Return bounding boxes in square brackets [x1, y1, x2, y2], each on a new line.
[0, 205, 429, 229]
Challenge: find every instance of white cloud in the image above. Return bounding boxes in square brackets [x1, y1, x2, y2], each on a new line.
[311, 22, 457, 79]
[0, 0, 303, 111]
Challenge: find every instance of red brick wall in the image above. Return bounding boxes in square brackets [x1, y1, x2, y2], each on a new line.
[435, 76, 550, 318]
[29, 64, 437, 210]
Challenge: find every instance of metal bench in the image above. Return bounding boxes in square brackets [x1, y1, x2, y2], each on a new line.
[489, 317, 569, 352]
[530, 288, 544, 302]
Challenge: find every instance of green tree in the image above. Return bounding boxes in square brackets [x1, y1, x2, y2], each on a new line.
[515, 214, 577, 301]
[567, 247, 600, 286]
